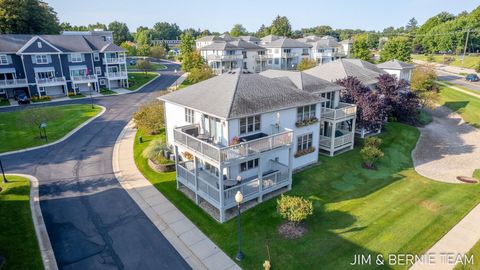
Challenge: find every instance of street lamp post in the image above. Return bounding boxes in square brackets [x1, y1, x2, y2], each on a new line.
[235, 190, 244, 261]
[88, 82, 94, 109]
[174, 69, 178, 90]
[0, 159, 8, 183]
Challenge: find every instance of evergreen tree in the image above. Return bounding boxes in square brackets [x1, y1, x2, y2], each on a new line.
[108, 21, 132, 45]
[270, 15, 292, 37]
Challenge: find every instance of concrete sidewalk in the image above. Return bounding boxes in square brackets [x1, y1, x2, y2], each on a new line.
[410, 203, 480, 270]
[112, 122, 240, 270]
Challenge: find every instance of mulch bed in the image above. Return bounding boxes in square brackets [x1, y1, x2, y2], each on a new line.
[362, 163, 377, 170]
[456, 176, 479, 184]
[278, 222, 307, 239]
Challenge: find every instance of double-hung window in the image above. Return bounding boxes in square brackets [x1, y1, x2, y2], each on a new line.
[297, 133, 313, 152]
[70, 53, 82, 63]
[239, 115, 260, 134]
[95, 67, 102, 76]
[93, 53, 100, 61]
[297, 105, 316, 122]
[0, 55, 8, 65]
[240, 159, 259, 172]
[185, 108, 194, 123]
[35, 55, 48, 64]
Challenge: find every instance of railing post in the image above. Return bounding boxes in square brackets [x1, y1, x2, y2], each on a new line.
[219, 164, 225, 223]
[258, 159, 263, 202]
[174, 145, 180, 190]
[194, 157, 199, 204]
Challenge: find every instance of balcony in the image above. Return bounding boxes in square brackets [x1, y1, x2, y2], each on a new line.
[176, 160, 290, 209]
[71, 75, 98, 83]
[281, 52, 298, 58]
[255, 55, 272, 61]
[173, 124, 293, 164]
[206, 54, 243, 61]
[319, 130, 354, 150]
[321, 102, 357, 121]
[103, 57, 126, 64]
[106, 71, 128, 80]
[0, 78, 28, 88]
[35, 77, 66, 86]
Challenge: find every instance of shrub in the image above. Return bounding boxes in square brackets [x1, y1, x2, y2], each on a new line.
[297, 58, 317, 71]
[475, 61, 480, 73]
[31, 95, 52, 102]
[133, 100, 165, 135]
[136, 60, 154, 76]
[142, 139, 172, 164]
[188, 67, 214, 83]
[364, 136, 382, 148]
[149, 46, 166, 59]
[277, 195, 313, 226]
[360, 145, 384, 169]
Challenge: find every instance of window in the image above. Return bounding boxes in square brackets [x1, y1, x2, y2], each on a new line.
[240, 159, 259, 172]
[274, 58, 279, 65]
[95, 67, 102, 76]
[185, 108, 194, 123]
[239, 115, 260, 134]
[274, 49, 279, 54]
[35, 55, 48, 64]
[93, 53, 100, 61]
[70, 53, 82, 63]
[317, 49, 324, 53]
[37, 42, 42, 48]
[302, 48, 309, 55]
[99, 79, 106, 85]
[297, 105, 316, 122]
[38, 87, 45, 92]
[0, 55, 8, 65]
[297, 133, 313, 152]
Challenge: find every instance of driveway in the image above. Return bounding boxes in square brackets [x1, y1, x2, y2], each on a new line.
[1, 62, 191, 269]
[412, 106, 480, 183]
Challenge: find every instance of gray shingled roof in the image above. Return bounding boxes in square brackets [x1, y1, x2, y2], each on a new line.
[303, 58, 385, 86]
[260, 34, 280, 44]
[344, 58, 386, 74]
[229, 40, 265, 50]
[311, 36, 339, 48]
[260, 70, 343, 94]
[0, 34, 124, 53]
[238, 36, 260, 42]
[160, 70, 325, 119]
[195, 35, 224, 42]
[263, 38, 312, 48]
[200, 42, 242, 51]
[377, 59, 414, 70]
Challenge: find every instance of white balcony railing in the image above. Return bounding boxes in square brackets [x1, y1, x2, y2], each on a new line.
[35, 77, 66, 86]
[255, 54, 272, 61]
[321, 102, 357, 121]
[71, 75, 98, 82]
[319, 131, 354, 149]
[103, 57, 126, 64]
[174, 125, 293, 164]
[0, 78, 28, 88]
[206, 54, 243, 61]
[106, 71, 128, 79]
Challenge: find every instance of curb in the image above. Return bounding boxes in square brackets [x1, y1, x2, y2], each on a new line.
[8, 174, 58, 270]
[112, 122, 240, 270]
[0, 105, 106, 157]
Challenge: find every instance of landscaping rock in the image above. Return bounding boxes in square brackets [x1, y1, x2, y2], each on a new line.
[147, 158, 175, 173]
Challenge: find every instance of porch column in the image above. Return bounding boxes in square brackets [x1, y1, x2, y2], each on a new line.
[194, 156, 199, 204]
[36, 85, 42, 97]
[107, 79, 111, 90]
[287, 147, 293, 190]
[174, 145, 180, 190]
[350, 118, 356, 150]
[219, 164, 225, 223]
[257, 158, 263, 202]
[330, 121, 337, 157]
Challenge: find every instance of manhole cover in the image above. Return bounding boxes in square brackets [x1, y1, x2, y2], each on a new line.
[456, 176, 478, 184]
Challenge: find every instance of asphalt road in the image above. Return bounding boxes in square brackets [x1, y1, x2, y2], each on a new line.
[1, 61, 192, 269]
[437, 69, 480, 92]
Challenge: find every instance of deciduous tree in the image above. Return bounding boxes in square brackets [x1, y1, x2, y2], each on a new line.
[149, 46, 166, 59]
[351, 34, 372, 62]
[0, 0, 60, 34]
[133, 100, 165, 135]
[108, 21, 132, 45]
[410, 65, 439, 108]
[230, 24, 248, 37]
[379, 36, 412, 63]
[136, 60, 154, 76]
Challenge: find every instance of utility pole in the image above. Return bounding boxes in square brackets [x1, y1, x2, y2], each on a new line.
[461, 29, 470, 69]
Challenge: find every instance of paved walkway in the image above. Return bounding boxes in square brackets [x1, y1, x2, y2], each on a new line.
[410, 203, 480, 270]
[412, 106, 480, 183]
[112, 121, 240, 270]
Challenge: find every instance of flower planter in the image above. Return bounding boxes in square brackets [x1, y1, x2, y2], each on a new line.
[294, 147, 315, 158]
[148, 158, 176, 173]
[295, 117, 319, 128]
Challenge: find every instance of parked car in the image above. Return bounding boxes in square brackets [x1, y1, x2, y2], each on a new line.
[465, 74, 479, 82]
[15, 93, 30, 104]
[129, 59, 137, 66]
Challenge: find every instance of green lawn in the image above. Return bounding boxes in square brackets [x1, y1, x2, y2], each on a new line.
[440, 81, 480, 96]
[127, 63, 166, 71]
[454, 239, 480, 270]
[134, 123, 480, 269]
[99, 89, 117, 96]
[0, 104, 102, 153]
[438, 85, 480, 128]
[127, 72, 158, 90]
[412, 54, 480, 70]
[177, 77, 194, 90]
[0, 99, 9, 106]
[0, 175, 43, 270]
[473, 169, 480, 181]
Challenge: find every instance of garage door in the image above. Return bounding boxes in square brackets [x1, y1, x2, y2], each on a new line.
[46, 86, 64, 97]
[77, 83, 91, 93]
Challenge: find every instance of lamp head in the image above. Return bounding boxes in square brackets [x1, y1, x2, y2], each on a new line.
[235, 191, 243, 204]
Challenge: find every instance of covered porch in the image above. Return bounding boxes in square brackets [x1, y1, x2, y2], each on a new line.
[319, 119, 355, 156]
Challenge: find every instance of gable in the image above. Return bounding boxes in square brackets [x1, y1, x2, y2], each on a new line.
[19, 37, 61, 54]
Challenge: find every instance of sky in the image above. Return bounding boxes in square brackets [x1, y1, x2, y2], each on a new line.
[45, 0, 479, 33]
